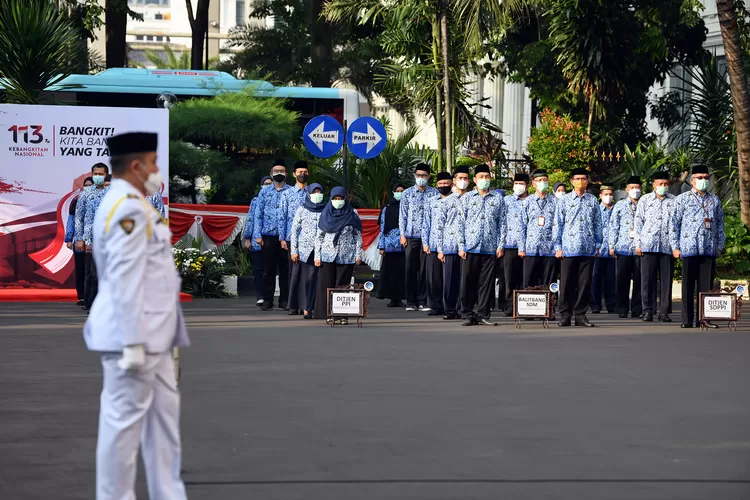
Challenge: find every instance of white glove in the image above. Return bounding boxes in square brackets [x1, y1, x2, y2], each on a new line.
[118, 344, 146, 371]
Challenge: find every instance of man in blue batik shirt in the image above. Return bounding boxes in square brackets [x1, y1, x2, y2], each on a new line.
[244, 176, 273, 306]
[422, 171, 454, 316]
[458, 164, 506, 326]
[253, 159, 291, 310]
[76, 163, 109, 311]
[553, 168, 602, 327]
[399, 163, 439, 311]
[519, 170, 557, 290]
[590, 185, 617, 314]
[436, 166, 471, 320]
[671, 164, 725, 329]
[635, 170, 676, 323]
[502, 173, 530, 316]
[609, 176, 643, 319]
[279, 161, 310, 316]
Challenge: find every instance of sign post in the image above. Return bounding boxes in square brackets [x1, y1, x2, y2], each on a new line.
[302, 115, 344, 158]
[346, 116, 388, 160]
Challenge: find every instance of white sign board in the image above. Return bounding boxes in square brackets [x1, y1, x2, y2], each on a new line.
[331, 292, 362, 315]
[0, 104, 169, 288]
[516, 292, 549, 317]
[701, 294, 734, 320]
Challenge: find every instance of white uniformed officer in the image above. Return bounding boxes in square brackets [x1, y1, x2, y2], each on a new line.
[84, 132, 189, 500]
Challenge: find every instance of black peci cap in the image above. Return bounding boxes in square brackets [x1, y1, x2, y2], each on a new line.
[107, 132, 157, 157]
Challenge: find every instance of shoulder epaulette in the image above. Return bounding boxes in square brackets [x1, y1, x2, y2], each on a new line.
[105, 195, 153, 238]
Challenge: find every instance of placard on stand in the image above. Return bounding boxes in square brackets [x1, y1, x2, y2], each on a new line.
[698, 287, 743, 331]
[326, 284, 370, 328]
[512, 287, 556, 329]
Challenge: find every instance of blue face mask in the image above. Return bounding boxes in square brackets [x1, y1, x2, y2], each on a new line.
[415, 177, 428, 187]
[92, 175, 105, 186]
[393, 191, 403, 201]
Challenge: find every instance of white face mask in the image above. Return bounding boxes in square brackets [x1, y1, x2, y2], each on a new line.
[628, 188, 642, 200]
[602, 195, 614, 205]
[331, 199, 345, 209]
[142, 167, 163, 196]
[513, 184, 526, 196]
[310, 193, 324, 204]
[554, 191, 564, 199]
[456, 179, 469, 190]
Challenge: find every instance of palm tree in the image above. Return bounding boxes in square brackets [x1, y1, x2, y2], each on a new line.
[716, 0, 750, 226]
[0, 0, 79, 104]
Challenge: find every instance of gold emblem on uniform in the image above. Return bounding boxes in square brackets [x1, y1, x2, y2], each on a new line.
[120, 219, 135, 234]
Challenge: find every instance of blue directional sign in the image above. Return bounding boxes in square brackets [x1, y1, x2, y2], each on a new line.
[346, 116, 387, 159]
[303, 115, 344, 158]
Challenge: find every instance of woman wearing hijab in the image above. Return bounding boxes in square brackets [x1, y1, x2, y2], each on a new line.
[314, 186, 363, 322]
[244, 176, 273, 306]
[376, 183, 406, 307]
[290, 183, 326, 319]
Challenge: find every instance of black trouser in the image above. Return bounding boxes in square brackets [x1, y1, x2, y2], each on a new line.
[74, 252, 85, 300]
[615, 254, 642, 316]
[681, 255, 714, 325]
[261, 235, 289, 305]
[590, 258, 617, 312]
[442, 254, 461, 315]
[559, 256, 594, 319]
[641, 253, 673, 316]
[495, 257, 507, 310]
[84, 253, 98, 309]
[461, 253, 496, 320]
[314, 262, 355, 319]
[523, 255, 557, 289]
[425, 252, 443, 311]
[503, 248, 523, 312]
[405, 238, 427, 306]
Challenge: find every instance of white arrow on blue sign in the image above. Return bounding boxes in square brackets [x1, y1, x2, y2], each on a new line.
[347, 116, 387, 159]
[303, 115, 344, 158]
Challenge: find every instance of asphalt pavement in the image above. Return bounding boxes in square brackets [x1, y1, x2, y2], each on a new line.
[1, 298, 749, 499]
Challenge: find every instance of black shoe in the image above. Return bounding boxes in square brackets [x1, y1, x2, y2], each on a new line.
[479, 318, 498, 326]
[76, 300, 84, 306]
[279, 302, 289, 311]
[288, 309, 300, 315]
[643, 311, 653, 322]
[558, 317, 572, 327]
[261, 302, 273, 311]
[703, 321, 719, 329]
[575, 316, 595, 327]
[618, 313, 627, 318]
[681, 323, 693, 328]
[590, 309, 601, 314]
[427, 309, 444, 316]
[443, 313, 458, 320]
[462, 317, 478, 326]
[660, 315, 672, 323]
[386, 300, 399, 307]
[303, 313, 313, 319]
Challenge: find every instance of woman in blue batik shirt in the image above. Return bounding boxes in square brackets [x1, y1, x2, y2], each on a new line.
[65, 176, 94, 305]
[376, 184, 406, 307]
[290, 183, 326, 319]
[314, 186, 363, 322]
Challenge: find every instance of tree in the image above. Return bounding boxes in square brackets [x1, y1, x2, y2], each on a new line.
[186, 0, 211, 70]
[0, 0, 79, 104]
[717, 0, 750, 225]
[105, 0, 142, 68]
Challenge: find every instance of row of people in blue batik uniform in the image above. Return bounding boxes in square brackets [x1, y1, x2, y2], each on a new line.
[243, 160, 364, 324]
[64, 162, 166, 311]
[376, 163, 725, 329]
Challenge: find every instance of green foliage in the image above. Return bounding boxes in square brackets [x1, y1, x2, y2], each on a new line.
[718, 214, 750, 275]
[169, 90, 299, 150]
[526, 109, 591, 174]
[613, 143, 669, 189]
[0, 0, 79, 104]
[455, 155, 485, 169]
[169, 141, 232, 204]
[137, 45, 219, 70]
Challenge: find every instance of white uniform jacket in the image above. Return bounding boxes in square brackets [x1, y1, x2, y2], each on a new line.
[84, 178, 190, 353]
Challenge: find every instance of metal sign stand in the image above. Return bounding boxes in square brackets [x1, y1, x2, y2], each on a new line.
[513, 286, 557, 329]
[326, 283, 370, 328]
[698, 285, 744, 331]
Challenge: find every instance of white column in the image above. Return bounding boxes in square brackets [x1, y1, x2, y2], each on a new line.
[521, 86, 533, 155]
[502, 81, 525, 157]
[484, 76, 504, 129]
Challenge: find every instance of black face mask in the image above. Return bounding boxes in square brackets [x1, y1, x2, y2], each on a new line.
[438, 186, 453, 196]
[272, 173, 286, 183]
[296, 173, 308, 183]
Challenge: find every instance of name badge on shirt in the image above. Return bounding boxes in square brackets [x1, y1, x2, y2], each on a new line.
[629, 230, 636, 239]
[537, 216, 545, 227]
[704, 218, 712, 230]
